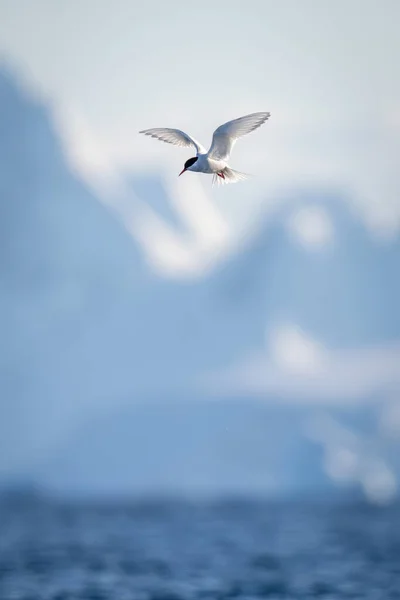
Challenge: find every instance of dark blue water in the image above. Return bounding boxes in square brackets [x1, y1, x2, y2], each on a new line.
[1, 497, 400, 599]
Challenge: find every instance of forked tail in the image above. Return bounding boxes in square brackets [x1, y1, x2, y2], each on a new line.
[212, 166, 250, 186]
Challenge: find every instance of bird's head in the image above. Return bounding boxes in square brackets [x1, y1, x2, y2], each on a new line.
[179, 156, 198, 176]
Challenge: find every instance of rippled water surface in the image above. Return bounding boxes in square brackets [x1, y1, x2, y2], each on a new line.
[1, 497, 400, 599]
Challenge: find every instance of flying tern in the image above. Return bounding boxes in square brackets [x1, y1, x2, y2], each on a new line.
[139, 111, 270, 185]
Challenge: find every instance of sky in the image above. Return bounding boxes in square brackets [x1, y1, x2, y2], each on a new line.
[0, 0, 399, 231]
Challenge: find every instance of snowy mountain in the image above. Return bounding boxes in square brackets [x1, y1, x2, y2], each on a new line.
[33, 399, 334, 497]
[212, 188, 400, 350]
[1, 69, 399, 497]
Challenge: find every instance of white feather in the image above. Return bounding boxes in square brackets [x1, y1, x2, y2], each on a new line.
[208, 112, 270, 161]
[212, 167, 250, 186]
[139, 128, 206, 155]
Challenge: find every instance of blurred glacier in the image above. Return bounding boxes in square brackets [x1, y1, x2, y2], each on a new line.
[1, 69, 400, 502]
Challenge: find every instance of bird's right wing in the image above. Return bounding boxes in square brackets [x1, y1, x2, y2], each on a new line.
[139, 128, 206, 154]
[208, 112, 270, 161]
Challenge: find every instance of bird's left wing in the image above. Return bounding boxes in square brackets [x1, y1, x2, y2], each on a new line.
[208, 112, 270, 161]
[139, 128, 206, 154]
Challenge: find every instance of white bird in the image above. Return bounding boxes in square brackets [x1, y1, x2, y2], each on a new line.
[139, 112, 270, 185]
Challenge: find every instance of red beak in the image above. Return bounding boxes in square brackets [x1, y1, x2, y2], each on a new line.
[178, 167, 186, 176]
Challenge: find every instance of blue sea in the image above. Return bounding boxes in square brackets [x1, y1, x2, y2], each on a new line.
[1, 496, 399, 599]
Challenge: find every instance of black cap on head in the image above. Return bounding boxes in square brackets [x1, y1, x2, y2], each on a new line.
[184, 157, 198, 169]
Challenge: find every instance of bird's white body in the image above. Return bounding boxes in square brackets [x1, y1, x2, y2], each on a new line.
[188, 154, 225, 174]
[140, 111, 270, 185]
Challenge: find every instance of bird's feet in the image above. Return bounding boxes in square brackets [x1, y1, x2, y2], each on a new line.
[217, 172, 225, 179]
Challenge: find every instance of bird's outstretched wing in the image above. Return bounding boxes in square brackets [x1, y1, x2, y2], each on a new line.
[208, 112, 270, 161]
[139, 128, 206, 154]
